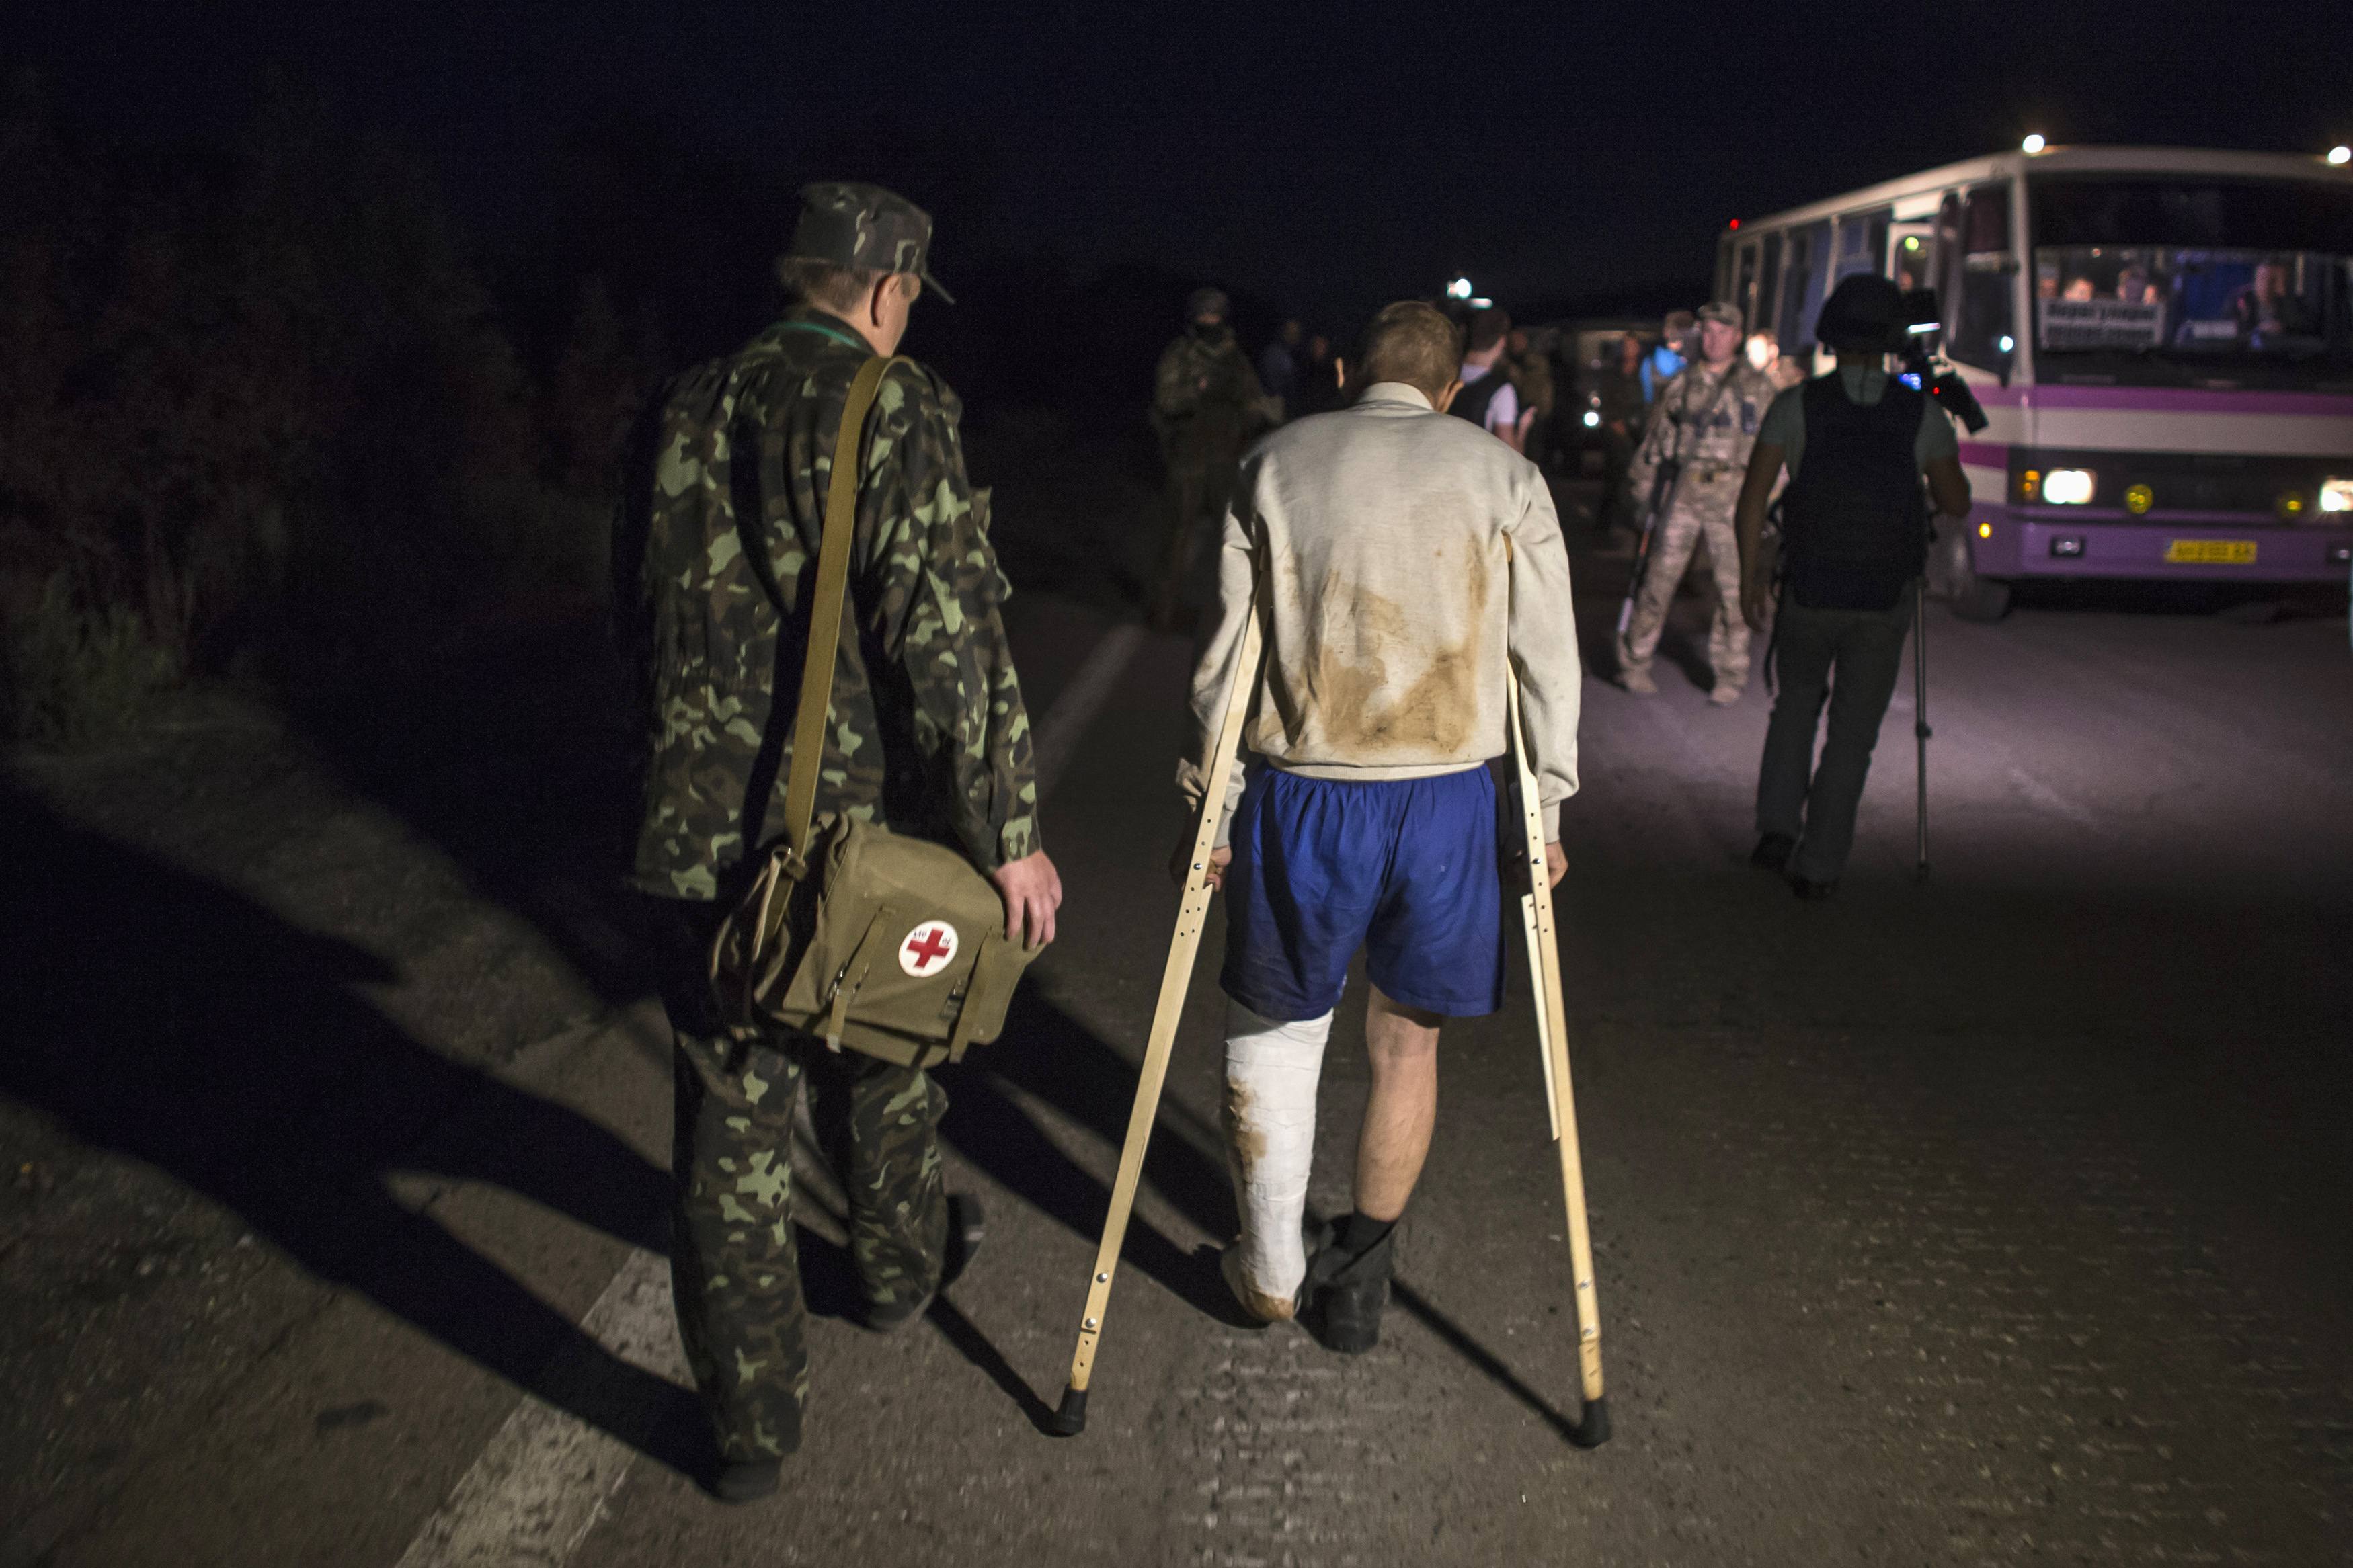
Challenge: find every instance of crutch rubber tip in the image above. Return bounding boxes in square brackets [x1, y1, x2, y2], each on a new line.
[1046, 1385, 1089, 1436]
[1570, 1397, 1611, 1449]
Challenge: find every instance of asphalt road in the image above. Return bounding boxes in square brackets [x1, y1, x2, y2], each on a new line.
[5, 521, 2350, 1567]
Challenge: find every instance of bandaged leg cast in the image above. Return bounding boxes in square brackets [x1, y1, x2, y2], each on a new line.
[1220, 986, 1443, 1335]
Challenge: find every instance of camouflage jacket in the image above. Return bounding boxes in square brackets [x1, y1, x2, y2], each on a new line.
[1628, 358, 1778, 505]
[1151, 325, 1264, 463]
[615, 307, 1040, 901]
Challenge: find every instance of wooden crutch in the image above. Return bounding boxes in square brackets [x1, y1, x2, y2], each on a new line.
[1506, 665, 1611, 1448]
[1047, 609, 1263, 1436]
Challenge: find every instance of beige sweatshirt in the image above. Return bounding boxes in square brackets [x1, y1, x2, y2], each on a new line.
[1179, 382, 1583, 840]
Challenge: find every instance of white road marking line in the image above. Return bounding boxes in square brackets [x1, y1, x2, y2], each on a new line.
[1030, 622, 1147, 801]
[395, 1248, 684, 1568]
[2003, 764, 2102, 828]
[391, 616, 1144, 1567]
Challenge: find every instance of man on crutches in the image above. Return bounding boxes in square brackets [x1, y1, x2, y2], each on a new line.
[1173, 300, 1584, 1352]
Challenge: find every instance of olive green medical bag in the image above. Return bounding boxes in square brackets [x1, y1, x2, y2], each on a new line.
[709, 354, 1037, 1069]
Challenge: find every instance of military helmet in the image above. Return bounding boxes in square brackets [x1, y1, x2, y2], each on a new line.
[786, 181, 955, 304]
[1186, 286, 1231, 323]
[1814, 274, 1908, 352]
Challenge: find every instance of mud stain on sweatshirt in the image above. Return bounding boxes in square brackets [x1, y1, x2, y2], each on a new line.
[1264, 547, 1486, 758]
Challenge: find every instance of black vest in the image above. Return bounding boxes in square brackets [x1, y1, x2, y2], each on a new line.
[1779, 374, 1929, 611]
[1449, 364, 1513, 431]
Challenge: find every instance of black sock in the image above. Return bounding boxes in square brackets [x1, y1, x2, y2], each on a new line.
[1338, 1210, 1395, 1256]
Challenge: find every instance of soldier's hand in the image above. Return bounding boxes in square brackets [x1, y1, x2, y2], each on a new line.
[1170, 839, 1232, 892]
[1741, 575, 1775, 635]
[990, 850, 1063, 949]
[1545, 841, 1568, 889]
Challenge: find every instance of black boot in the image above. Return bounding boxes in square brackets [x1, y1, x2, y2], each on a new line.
[1301, 1221, 1396, 1354]
[706, 1458, 783, 1505]
[1750, 832, 1796, 872]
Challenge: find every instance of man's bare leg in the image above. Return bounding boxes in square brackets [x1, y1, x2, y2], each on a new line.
[1301, 985, 1441, 1352]
[1355, 985, 1443, 1221]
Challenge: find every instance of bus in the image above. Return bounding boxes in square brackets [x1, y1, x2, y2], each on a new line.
[1716, 145, 2353, 618]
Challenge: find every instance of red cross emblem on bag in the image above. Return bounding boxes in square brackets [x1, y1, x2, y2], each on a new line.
[899, 921, 959, 978]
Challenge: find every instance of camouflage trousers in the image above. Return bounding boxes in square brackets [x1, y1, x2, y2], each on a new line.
[668, 1020, 948, 1464]
[1617, 494, 1751, 691]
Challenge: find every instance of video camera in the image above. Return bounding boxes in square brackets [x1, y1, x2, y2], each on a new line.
[1896, 288, 1989, 434]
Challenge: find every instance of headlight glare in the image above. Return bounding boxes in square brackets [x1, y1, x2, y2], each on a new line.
[2041, 468, 2096, 505]
[2321, 478, 2353, 513]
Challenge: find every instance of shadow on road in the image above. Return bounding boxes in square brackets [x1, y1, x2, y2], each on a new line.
[0, 782, 707, 1477]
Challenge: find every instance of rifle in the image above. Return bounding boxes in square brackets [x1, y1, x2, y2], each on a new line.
[1614, 458, 1682, 637]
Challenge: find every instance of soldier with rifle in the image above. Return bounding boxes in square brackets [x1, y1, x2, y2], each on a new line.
[1614, 302, 1776, 704]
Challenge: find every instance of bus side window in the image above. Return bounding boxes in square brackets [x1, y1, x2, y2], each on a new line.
[1777, 220, 1831, 349]
[1734, 240, 1759, 332]
[1757, 232, 1784, 347]
[1942, 182, 2017, 378]
[1835, 207, 1892, 285]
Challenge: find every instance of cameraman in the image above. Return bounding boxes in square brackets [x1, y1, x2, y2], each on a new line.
[1732, 275, 1970, 898]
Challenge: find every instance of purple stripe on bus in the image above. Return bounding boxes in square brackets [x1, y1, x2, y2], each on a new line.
[1970, 385, 2353, 417]
[1956, 441, 2009, 468]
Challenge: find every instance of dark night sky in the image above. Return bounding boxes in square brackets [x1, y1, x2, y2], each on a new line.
[12, 1, 2353, 329]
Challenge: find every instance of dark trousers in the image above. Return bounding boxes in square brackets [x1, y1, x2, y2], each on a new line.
[1755, 595, 1913, 884]
[1597, 429, 1638, 536]
[1154, 455, 1239, 623]
[648, 900, 947, 1463]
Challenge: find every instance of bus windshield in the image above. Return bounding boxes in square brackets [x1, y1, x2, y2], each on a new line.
[2028, 176, 2353, 387]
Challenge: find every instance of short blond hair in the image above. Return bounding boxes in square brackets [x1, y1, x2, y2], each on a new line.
[1351, 302, 1463, 404]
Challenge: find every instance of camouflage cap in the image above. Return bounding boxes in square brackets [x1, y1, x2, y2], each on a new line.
[787, 181, 955, 304]
[1697, 301, 1743, 331]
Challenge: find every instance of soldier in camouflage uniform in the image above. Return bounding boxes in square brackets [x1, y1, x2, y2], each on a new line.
[1616, 301, 1780, 704]
[1149, 286, 1266, 630]
[614, 182, 1062, 1502]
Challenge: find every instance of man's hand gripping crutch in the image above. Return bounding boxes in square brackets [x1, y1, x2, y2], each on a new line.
[1508, 662, 1611, 1448]
[1046, 607, 1263, 1436]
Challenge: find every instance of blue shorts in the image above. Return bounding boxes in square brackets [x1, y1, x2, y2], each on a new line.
[1220, 766, 1505, 1023]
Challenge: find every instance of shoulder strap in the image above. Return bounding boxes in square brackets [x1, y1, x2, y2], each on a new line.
[781, 354, 899, 870]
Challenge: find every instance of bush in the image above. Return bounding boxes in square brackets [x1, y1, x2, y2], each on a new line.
[1, 572, 178, 746]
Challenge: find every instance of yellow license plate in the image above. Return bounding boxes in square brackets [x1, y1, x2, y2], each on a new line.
[2164, 539, 2258, 565]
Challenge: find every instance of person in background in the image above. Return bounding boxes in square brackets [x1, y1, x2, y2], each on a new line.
[1734, 274, 1970, 898]
[1452, 307, 1534, 453]
[1594, 333, 1649, 540]
[1259, 319, 1304, 419]
[1150, 286, 1267, 630]
[1506, 326, 1558, 470]
[1293, 331, 1343, 417]
[2236, 258, 2311, 343]
[1743, 328, 1778, 374]
[1640, 311, 1693, 405]
[1616, 302, 1776, 704]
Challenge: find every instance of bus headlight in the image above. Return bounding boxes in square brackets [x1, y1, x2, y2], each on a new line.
[2040, 468, 2096, 505]
[2321, 478, 2353, 513]
[1583, 410, 1601, 428]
